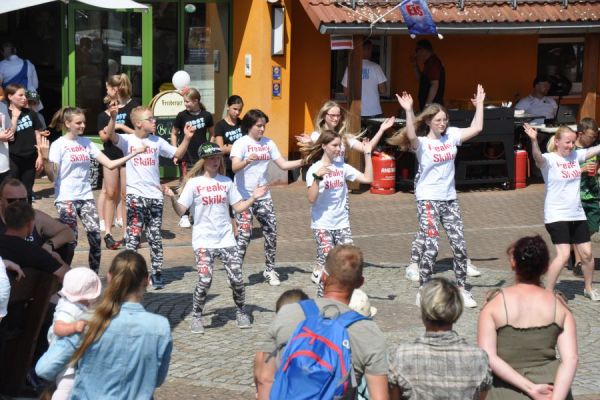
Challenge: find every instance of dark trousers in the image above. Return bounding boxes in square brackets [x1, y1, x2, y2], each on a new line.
[9, 154, 37, 203]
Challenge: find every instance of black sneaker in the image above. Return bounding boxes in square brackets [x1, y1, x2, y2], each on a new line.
[573, 262, 583, 277]
[104, 233, 122, 250]
[151, 273, 165, 290]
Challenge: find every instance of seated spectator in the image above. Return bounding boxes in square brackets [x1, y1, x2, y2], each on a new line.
[254, 245, 389, 400]
[477, 235, 577, 400]
[0, 178, 75, 265]
[35, 250, 172, 399]
[275, 288, 308, 313]
[388, 277, 492, 400]
[515, 76, 558, 125]
[0, 200, 68, 281]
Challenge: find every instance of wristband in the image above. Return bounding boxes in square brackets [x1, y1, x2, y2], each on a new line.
[364, 152, 372, 156]
[312, 173, 324, 181]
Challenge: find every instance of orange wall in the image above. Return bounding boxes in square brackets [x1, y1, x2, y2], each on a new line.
[232, 0, 292, 156]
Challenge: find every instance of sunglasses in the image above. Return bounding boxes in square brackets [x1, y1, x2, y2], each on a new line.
[5, 197, 27, 203]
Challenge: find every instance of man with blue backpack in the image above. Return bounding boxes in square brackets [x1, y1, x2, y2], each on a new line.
[254, 245, 389, 400]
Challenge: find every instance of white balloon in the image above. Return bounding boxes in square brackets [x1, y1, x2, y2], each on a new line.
[172, 71, 191, 90]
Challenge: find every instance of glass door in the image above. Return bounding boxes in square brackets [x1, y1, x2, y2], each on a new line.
[69, 5, 149, 135]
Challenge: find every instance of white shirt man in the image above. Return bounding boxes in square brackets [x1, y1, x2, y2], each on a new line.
[516, 77, 558, 124]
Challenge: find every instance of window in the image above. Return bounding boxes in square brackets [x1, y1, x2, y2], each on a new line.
[331, 36, 392, 100]
[537, 37, 584, 96]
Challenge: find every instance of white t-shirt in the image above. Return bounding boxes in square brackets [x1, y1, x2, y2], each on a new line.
[306, 160, 360, 230]
[0, 257, 9, 318]
[230, 135, 282, 200]
[0, 102, 13, 174]
[414, 127, 462, 201]
[310, 131, 359, 164]
[49, 136, 101, 202]
[541, 150, 587, 223]
[515, 95, 558, 124]
[47, 296, 90, 345]
[116, 133, 177, 199]
[341, 59, 387, 117]
[177, 175, 242, 249]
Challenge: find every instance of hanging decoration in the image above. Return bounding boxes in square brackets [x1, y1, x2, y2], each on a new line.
[399, 0, 444, 39]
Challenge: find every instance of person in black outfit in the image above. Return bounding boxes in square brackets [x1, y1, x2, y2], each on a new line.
[412, 40, 445, 111]
[214, 95, 244, 179]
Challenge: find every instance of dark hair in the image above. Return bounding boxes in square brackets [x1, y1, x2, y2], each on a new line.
[533, 76, 549, 86]
[5, 83, 25, 98]
[0, 177, 25, 198]
[227, 95, 244, 107]
[5, 201, 35, 230]
[578, 117, 598, 136]
[507, 235, 549, 283]
[275, 289, 309, 313]
[416, 39, 433, 51]
[301, 129, 341, 165]
[241, 109, 269, 134]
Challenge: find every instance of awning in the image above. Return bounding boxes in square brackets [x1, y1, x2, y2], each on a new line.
[299, 0, 600, 35]
[0, 0, 148, 14]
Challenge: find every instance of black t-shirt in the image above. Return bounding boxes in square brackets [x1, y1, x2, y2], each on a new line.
[214, 119, 243, 146]
[418, 55, 445, 111]
[97, 100, 138, 159]
[0, 234, 61, 273]
[8, 108, 42, 158]
[174, 110, 214, 163]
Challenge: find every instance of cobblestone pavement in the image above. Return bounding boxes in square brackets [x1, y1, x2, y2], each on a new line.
[32, 180, 600, 399]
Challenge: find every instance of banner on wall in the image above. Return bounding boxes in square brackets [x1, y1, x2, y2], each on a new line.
[330, 35, 354, 50]
[399, 0, 443, 39]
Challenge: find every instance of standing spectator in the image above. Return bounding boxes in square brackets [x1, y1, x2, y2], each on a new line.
[516, 77, 558, 125]
[5, 83, 49, 203]
[0, 42, 39, 93]
[230, 109, 304, 286]
[214, 95, 244, 179]
[388, 278, 492, 400]
[254, 245, 389, 400]
[412, 39, 446, 111]
[35, 250, 172, 399]
[26, 91, 46, 129]
[170, 88, 214, 229]
[105, 106, 194, 289]
[342, 40, 387, 120]
[0, 99, 14, 183]
[478, 235, 577, 400]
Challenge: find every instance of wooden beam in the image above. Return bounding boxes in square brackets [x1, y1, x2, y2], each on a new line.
[347, 35, 363, 191]
[581, 34, 600, 119]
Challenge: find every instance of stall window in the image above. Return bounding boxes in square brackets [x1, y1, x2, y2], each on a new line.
[331, 36, 392, 100]
[537, 37, 584, 95]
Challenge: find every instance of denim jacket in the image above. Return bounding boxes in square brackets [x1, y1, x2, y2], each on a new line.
[36, 302, 172, 400]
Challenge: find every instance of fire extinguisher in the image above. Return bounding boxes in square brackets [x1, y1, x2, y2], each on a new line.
[514, 145, 528, 189]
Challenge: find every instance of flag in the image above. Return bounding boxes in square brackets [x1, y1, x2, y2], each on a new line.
[330, 35, 354, 50]
[400, 0, 442, 38]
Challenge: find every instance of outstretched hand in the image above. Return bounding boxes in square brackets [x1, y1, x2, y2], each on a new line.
[295, 134, 312, 145]
[471, 84, 486, 106]
[396, 92, 413, 111]
[379, 117, 395, 132]
[162, 185, 176, 197]
[523, 123, 538, 141]
[183, 123, 196, 139]
[252, 185, 269, 200]
[36, 136, 50, 159]
[108, 102, 119, 119]
[133, 143, 148, 155]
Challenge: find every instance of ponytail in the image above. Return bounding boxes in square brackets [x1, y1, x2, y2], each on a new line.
[49, 106, 85, 131]
[183, 88, 206, 112]
[104, 73, 132, 104]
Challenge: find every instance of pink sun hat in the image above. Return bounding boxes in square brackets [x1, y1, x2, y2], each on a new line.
[59, 267, 102, 303]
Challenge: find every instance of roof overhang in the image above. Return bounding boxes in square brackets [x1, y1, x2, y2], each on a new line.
[0, 0, 148, 14]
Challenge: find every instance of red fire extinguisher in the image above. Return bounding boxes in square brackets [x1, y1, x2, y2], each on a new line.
[370, 151, 396, 195]
[514, 145, 528, 189]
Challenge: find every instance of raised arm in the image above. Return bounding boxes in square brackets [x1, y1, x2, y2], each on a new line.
[99, 104, 119, 144]
[585, 143, 600, 160]
[95, 143, 147, 170]
[460, 84, 486, 143]
[273, 157, 304, 171]
[173, 123, 194, 161]
[232, 185, 268, 212]
[396, 92, 418, 151]
[352, 117, 395, 153]
[552, 308, 578, 400]
[523, 123, 546, 169]
[38, 136, 57, 182]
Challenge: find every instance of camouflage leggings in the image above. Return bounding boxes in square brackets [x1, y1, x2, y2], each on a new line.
[192, 246, 244, 317]
[125, 194, 164, 275]
[313, 227, 353, 297]
[235, 198, 277, 272]
[55, 200, 101, 272]
[416, 200, 468, 287]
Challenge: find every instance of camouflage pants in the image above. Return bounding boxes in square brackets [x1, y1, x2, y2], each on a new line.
[192, 246, 244, 317]
[313, 227, 353, 297]
[55, 199, 101, 272]
[410, 229, 426, 264]
[125, 194, 164, 275]
[416, 200, 468, 287]
[235, 198, 277, 272]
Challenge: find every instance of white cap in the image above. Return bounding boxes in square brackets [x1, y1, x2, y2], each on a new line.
[349, 289, 377, 318]
[59, 267, 102, 303]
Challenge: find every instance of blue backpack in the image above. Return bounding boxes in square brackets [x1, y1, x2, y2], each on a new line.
[269, 299, 366, 400]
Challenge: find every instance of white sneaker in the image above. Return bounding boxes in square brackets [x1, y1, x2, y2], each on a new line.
[584, 288, 600, 301]
[263, 270, 281, 286]
[311, 268, 322, 285]
[178, 215, 192, 228]
[405, 262, 420, 282]
[114, 218, 124, 228]
[99, 220, 106, 232]
[467, 260, 481, 277]
[415, 289, 421, 307]
[460, 288, 478, 308]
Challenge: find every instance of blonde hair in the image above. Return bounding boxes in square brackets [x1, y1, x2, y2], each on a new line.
[130, 106, 152, 124]
[183, 87, 206, 111]
[181, 157, 226, 189]
[70, 250, 148, 364]
[301, 130, 341, 165]
[547, 126, 577, 153]
[420, 277, 463, 326]
[49, 106, 85, 131]
[314, 101, 362, 149]
[388, 103, 449, 151]
[104, 73, 132, 104]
